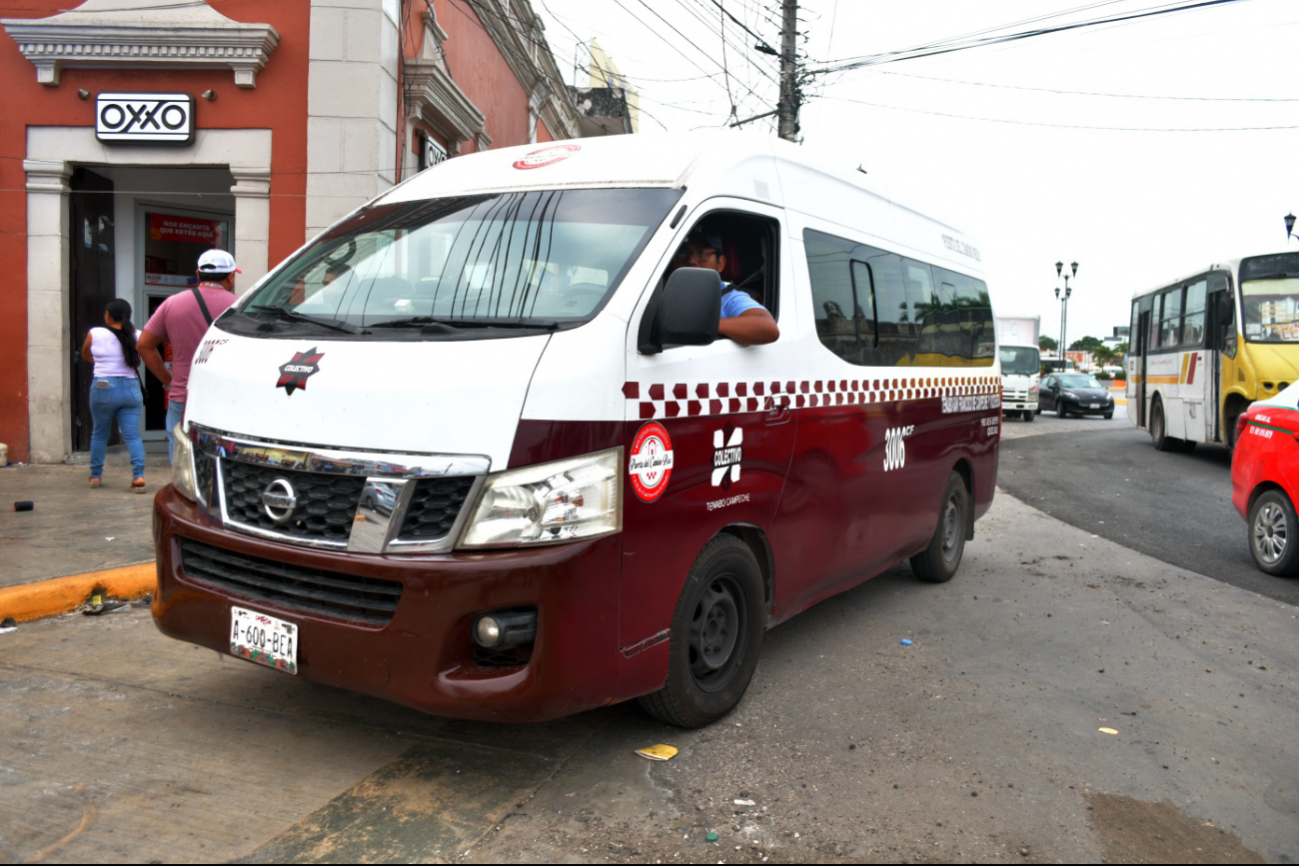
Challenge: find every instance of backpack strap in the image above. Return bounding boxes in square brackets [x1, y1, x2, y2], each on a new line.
[190, 286, 214, 326]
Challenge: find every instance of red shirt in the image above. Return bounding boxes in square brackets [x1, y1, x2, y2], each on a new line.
[143, 284, 236, 403]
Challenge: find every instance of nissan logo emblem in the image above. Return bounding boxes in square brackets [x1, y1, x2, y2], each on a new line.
[260, 478, 298, 524]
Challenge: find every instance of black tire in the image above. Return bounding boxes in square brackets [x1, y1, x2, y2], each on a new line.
[1023, 409, 1036, 423]
[1248, 489, 1299, 577]
[911, 472, 969, 584]
[1151, 400, 1179, 452]
[639, 535, 766, 728]
[1058, 403, 1069, 418]
[1103, 413, 1113, 420]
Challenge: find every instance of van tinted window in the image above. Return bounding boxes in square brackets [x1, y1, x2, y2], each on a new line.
[805, 229, 993, 367]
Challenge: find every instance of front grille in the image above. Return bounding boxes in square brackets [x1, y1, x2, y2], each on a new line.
[396, 477, 476, 542]
[178, 537, 403, 625]
[222, 461, 365, 545]
[194, 451, 217, 507]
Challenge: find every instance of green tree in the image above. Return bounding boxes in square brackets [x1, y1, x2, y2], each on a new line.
[1070, 335, 1105, 353]
[1093, 346, 1115, 367]
[1039, 335, 1058, 352]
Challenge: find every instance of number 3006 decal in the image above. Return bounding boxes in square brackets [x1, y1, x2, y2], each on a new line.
[883, 426, 915, 472]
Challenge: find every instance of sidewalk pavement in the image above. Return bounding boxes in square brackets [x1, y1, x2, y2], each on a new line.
[0, 449, 171, 591]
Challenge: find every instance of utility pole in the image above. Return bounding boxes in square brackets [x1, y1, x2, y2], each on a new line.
[777, 0, 800, 142]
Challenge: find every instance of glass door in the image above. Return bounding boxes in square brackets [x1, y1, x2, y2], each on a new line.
[137, 204, 233, 437]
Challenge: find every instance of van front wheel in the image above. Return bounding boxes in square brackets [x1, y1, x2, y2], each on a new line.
[911, 472, 969, 584]
[639, 535, 766, 728]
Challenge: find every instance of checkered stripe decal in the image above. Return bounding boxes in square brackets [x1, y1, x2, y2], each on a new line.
[622, 376, 1000, 420]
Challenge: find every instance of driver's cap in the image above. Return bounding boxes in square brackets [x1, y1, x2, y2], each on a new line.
[197, 248, 241, 275]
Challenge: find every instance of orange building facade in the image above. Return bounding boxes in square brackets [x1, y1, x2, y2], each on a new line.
[1, 0, 598, 463]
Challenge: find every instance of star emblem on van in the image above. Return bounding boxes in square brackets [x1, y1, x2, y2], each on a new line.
[276, 348, 324, 396]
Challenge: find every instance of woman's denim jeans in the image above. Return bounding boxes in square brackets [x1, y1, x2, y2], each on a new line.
[89, 376, 145, 479]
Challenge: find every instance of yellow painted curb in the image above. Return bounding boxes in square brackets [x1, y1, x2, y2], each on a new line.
[0, 562, 156, 623]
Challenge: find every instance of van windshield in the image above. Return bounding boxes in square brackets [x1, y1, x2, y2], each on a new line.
[223, 188, 682, 339]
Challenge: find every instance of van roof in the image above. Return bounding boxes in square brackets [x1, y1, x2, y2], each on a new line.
[376, 132, 987, 276]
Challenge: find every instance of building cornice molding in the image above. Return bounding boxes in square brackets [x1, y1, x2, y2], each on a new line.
[404, 56, 486, 149]
[2, 1, 279, 87]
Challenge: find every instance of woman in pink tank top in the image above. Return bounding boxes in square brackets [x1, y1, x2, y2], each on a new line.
[79, 299, 147, 492]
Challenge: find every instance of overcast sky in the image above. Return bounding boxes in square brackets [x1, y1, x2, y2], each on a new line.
[534, 0, 1298, 347]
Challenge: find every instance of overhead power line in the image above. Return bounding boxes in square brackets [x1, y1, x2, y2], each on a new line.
[818, 93, 1299, 132]
[812, 0, 1255, 74]
[877, 69, 1299, 102]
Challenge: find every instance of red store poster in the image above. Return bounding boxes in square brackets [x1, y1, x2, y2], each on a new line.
[150, 214, 223, 246]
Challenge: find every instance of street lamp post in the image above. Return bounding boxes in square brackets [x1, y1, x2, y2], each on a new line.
[1286, 212, 1296, 244]
[1055, 260, 1078, 365]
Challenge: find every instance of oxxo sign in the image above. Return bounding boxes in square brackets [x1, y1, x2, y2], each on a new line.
[96, 92, 196, 145]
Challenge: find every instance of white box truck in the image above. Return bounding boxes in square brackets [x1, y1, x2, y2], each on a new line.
[996, 316, 1041, 421]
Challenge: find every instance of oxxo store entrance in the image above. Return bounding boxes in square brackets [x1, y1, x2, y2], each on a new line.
[23, 127, 271, 464]
[69, 166, 235, 448]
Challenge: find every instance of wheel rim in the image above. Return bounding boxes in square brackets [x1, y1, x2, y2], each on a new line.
[1253, 503, 1288, 564]
[941, 494, 962, 563]
[688, 575, 746, 693]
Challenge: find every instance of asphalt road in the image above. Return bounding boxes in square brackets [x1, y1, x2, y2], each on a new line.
[998, 408, 1299, 608]
[2, 494, 1296, 864]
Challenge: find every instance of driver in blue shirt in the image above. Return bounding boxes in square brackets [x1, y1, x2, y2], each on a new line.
[671, 227, 780, 345]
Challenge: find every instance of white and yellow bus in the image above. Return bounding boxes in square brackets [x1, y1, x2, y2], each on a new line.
[1129, 252, 1299, 451]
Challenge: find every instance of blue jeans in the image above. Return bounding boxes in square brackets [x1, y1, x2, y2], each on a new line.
[89, 377, 145, 479]
[166, 400, 185, 463]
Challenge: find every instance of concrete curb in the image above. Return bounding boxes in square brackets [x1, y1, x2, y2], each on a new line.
[0, 562, 156, 623]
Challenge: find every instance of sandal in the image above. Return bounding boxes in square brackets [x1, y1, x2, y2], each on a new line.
[89, 478, 101, 489]
[130, 478, 146, 494]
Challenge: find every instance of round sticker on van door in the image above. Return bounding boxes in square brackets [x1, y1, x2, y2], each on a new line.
[629, 422, 674, 502]
[513, 144, 580, 170]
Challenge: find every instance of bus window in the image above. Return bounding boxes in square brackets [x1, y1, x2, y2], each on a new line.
[1159, 287, 1183, 349]
[1183, 279, 1207, 346]
[1130, 301, 1141, 356]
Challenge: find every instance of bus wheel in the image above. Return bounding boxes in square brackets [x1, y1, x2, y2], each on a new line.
[911, 472, 969, 584]
[1151, 400, 1178, 452]
[639, 535, 765, 728]
[1249, 490, 1299, 576]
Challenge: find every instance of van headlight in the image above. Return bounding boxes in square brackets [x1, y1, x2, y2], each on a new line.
[458, 448, 623, 548]
[172, 424, 198, 502]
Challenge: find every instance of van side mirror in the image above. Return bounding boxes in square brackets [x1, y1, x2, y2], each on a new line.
[642, 268, 720, 353]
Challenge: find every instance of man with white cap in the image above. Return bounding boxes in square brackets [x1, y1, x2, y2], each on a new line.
[138, 249, 241, 460]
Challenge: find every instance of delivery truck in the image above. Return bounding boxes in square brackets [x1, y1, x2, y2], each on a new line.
[996, 316, 1041, 421]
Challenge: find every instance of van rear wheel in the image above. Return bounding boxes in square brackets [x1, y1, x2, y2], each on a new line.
[639, 535, 765, 728]
[911, 472, 969, 584]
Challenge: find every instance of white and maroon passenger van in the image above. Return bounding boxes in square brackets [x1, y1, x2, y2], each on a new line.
[155, 133, 1001, 727]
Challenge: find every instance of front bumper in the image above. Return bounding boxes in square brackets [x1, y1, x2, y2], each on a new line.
[1060, 398, 1113, 415]
[151, 486, 627, 722]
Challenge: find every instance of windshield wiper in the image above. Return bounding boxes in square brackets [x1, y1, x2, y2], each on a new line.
[368, 316, 560, 331]
[247, 305, 362, 334]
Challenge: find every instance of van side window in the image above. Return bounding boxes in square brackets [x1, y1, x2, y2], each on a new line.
[930, 266, 996, 363]
[806, 229, 913, 365]
[805, 229, 993, 368]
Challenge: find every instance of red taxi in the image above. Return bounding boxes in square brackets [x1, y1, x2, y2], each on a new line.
[1232, 382, 1299, 576]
